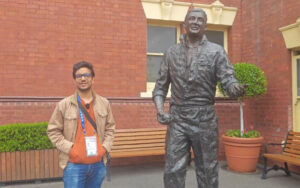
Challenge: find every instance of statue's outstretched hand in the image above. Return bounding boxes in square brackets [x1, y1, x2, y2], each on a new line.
[228, 83, 246, 98]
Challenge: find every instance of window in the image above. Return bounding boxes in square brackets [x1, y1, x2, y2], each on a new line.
[206, 30, 224, 47]
[295, 50, 300, 56]
[147, 28, 225, 83]
[147, 25, 178, 82]
[140, 25, 226, 97]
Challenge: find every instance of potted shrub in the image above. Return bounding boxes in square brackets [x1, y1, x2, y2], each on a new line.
[0, 122, 60, 183]
[218, 62, 267, 172]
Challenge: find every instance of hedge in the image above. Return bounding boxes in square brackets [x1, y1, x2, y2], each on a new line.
[0, 122, 54, 152]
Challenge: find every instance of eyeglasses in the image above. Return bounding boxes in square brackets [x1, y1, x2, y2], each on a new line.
[75, 73, 92, 79]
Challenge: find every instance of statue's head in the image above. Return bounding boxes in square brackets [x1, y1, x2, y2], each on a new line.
[183, 9, 207, 38]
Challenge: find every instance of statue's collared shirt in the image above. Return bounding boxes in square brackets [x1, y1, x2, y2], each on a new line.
[153, 35, 238, 107]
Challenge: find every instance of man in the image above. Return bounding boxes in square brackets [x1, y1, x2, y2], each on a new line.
[153, 9, 244, 188]
[47, 61, 115, 188]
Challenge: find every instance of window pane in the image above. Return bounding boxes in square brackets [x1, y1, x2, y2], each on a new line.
[147, 26, 177, 53]
[206, 30, 224, 47]
[297, 59, 300, 96]
[147, 55, 163, 82]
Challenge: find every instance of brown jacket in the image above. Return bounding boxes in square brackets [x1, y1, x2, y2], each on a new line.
[47, 91, 115, 169]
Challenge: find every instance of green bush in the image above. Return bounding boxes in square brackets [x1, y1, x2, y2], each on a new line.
[0, 122, 54, 152]
[218, 62, 267, 98]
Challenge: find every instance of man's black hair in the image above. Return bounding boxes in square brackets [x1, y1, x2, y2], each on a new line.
[72, 61, 95, 79]
[184, 8, 207, 23]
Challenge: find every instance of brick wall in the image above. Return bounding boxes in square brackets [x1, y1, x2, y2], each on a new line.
[0, 0, 146, 97]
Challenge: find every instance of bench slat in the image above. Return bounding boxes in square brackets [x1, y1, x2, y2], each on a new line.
[115, 131, 166, 137]
[114, 135, 165, 142]
[112, 143, 165, 150]
[115, 128, 166, 133]
[284, 148, 300, 155]
[290, 131, 300, 136]
[113, 139, 165, 146]
[286, 140, 300, 145]
[264, 153, 300, 166]
[283, 151, 300, 159]
[110, 149, 165, 158]
[111, 146, 165, 152]
[287, 136, 300, 142]
[285, 143, 300, 151]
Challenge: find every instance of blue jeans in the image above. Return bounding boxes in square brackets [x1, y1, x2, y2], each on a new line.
[63, 161, 106, 188]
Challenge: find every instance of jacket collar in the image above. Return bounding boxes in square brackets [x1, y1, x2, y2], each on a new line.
[70, 90, 97, 107]
[70, 90, 108, 116]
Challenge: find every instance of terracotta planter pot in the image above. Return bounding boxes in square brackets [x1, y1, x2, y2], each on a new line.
[222, 135, 264, 173]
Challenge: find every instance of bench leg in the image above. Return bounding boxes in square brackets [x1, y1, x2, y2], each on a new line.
[284, 162, 291, 176]
[262, 160, 291, 180]
[261, 157, 268, 179]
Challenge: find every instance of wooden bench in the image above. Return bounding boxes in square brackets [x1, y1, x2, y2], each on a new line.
[262, 131, 300, 179]
[110, 127, 167, 158]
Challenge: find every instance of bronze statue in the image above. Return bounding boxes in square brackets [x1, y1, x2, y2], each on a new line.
[153, 9, 244, 188]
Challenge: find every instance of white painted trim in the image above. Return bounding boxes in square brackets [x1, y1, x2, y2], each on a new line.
[279, 18, 300, 50]
[141, 0, 237, 26]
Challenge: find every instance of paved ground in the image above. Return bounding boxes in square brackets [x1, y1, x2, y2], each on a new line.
[1, 161, 300, 188]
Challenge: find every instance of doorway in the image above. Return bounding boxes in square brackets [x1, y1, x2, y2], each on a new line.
[292, 53, 300, 131]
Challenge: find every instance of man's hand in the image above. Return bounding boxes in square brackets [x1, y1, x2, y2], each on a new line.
[157, 112, 173, 125]
[227, 83, 245, 98]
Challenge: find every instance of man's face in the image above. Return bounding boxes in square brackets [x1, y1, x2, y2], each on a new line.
[184, 11, 207, 38]
[74, 67, 94, 92]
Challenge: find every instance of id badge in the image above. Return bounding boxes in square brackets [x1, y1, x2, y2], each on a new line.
[85, 135, 98, 157]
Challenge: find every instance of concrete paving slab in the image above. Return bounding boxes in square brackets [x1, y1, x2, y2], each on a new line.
[2, 161, 300, 188]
